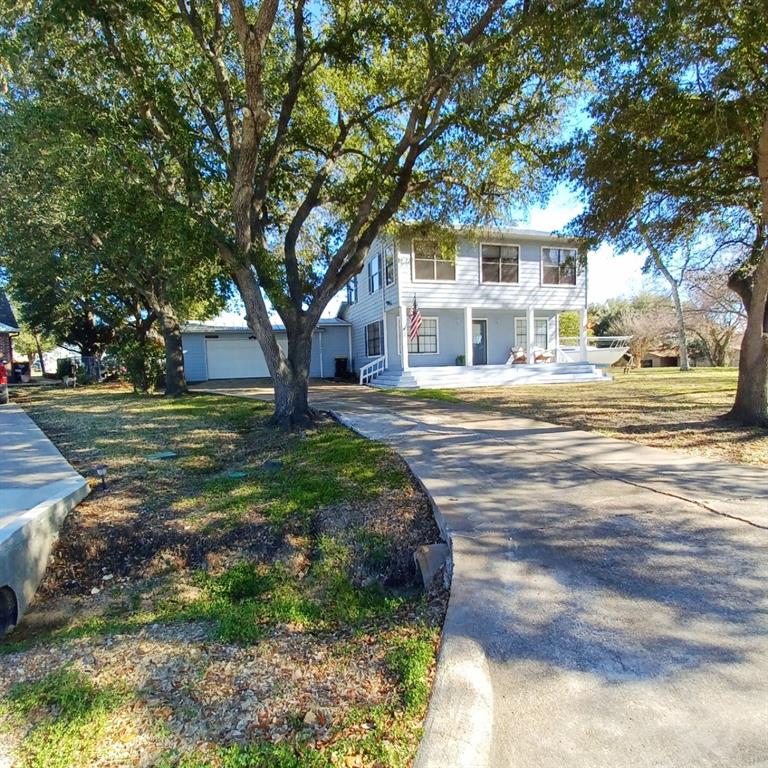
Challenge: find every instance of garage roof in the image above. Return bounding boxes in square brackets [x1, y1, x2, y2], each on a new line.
[182, 317, 351, 334]
[0, 291, 19, 333]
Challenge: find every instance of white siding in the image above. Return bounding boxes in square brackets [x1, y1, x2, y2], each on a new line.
[341, 229, 585, 373]
[401, 309, 464, 367]
[396, 233, 586, 311]
[343, 236, 399, 372]
[386, 310, 402, 370]
[315, 326, 351, 377]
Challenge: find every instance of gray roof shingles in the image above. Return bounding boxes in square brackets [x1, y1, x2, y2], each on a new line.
[0, 291, 19, 333]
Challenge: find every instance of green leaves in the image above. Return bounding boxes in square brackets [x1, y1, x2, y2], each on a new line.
[3, 0, 593, 327]
[570, 0, 766, 256]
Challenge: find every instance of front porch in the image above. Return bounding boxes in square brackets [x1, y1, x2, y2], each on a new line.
[369, 362, 610, 389]
[360, 305, 607, 388]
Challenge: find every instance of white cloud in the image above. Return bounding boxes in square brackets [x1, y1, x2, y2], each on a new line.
[586, 244, 648, 304]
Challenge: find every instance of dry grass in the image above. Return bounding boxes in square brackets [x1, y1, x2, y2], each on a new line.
[397, 368, 768, 467]
[1, 385, 447, 768]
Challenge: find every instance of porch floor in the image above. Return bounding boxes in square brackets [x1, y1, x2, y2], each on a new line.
[369, 363, 611, 389]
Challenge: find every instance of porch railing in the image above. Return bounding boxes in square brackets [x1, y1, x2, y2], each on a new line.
[359, 356, 386, 385]
[559, 335, 632, 348]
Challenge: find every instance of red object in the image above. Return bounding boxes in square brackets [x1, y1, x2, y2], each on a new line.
[0, 361, 7, 385]
[408, 296, 422, 341]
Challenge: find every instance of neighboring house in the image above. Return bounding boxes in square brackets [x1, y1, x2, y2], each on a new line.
[641, 338, 742, 369]
[339, 227, 606, 388]
[181, 317, 351, 382]
[0, 291, 19, 363]
[641, 349, 680, 368]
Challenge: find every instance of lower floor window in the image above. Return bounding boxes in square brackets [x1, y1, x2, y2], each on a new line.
[365, 321, 383, 357]
[408, 317, 438, 354]
[515, 318, 527, 349]
[515, 317, 549, 349]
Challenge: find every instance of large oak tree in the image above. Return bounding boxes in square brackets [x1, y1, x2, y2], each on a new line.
[4, 0, 588, 426]
[569, 0, 768, 424]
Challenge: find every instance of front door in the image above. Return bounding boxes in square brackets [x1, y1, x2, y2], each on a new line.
[472, 319, 487, 365]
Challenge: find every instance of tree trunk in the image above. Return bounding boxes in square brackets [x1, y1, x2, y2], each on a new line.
[81, 355, 100, 382]
[34, 332, 46, 375]
[641, 229, 690, 371]
[233, 266, 316, 429]
[158, 308, 187, 397]
[729, 252, 768, 425]
[272, 327, 314, 429]
[669, 280, 690, 371]
[729, 113, 768, 426]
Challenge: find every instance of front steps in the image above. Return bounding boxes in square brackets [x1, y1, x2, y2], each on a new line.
[369, 363, 611, 389]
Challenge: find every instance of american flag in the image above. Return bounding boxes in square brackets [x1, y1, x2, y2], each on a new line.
[408, 297, 422, 341]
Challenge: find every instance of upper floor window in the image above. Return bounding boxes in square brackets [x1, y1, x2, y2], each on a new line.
[346, 276, 358, 304]
[481, 244, 519, 283]
[413, 239, 455, 281]
[368, 252, 382, 293]
[365, 320, 383, 357]
[542, 247, 577, 285]
[384, 244, 396, 286]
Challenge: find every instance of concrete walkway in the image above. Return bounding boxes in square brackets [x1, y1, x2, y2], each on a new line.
[0, 405, 89, 630]
[196, 382, 768, 767]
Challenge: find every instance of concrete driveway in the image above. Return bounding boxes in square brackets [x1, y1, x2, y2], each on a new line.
[194, 379, 768, 767]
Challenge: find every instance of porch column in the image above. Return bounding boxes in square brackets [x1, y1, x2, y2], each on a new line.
[382, 309, 389, 368]
[464, 306, 473, 365]
[555, 313, 561, 363]
[400, 304, 409, 371]
[579, 306, 589, 362]
[526, 305, 535, 364]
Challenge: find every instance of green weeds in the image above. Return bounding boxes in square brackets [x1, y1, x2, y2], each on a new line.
[2, 668, 126, 768]
[386, 631, 438, 713]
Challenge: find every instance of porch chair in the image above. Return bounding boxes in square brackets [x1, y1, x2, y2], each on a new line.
[507, 347, 527, 365]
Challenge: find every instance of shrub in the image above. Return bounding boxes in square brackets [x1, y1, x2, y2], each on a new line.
[110, 332, 165, 393]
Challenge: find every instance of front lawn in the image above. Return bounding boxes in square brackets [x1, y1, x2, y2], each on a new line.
[0, 386, 446, 768]
[391, 368, 767, 467]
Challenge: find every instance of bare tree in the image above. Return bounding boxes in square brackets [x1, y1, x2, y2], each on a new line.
[610, 296, 676, 367]
[685, 270, 746, 367]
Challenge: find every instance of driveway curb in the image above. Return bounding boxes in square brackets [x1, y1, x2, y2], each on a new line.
[0, 405, 90, 632]
[331, 408, 494, 768]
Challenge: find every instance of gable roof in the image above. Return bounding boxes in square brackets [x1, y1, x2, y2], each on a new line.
[0, 291, 18, 333]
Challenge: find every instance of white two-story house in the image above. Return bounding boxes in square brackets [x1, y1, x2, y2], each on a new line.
[340, 226, 608, 388]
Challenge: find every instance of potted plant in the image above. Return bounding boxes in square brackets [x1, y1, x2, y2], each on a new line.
[455, 354, 466, 366]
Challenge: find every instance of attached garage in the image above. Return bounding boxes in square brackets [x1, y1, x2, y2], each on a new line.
[181, 318, 351, 383]
[205, 336, 270, 379]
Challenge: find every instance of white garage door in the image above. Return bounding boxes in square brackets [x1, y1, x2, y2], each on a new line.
[206, 337, 270, 379]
